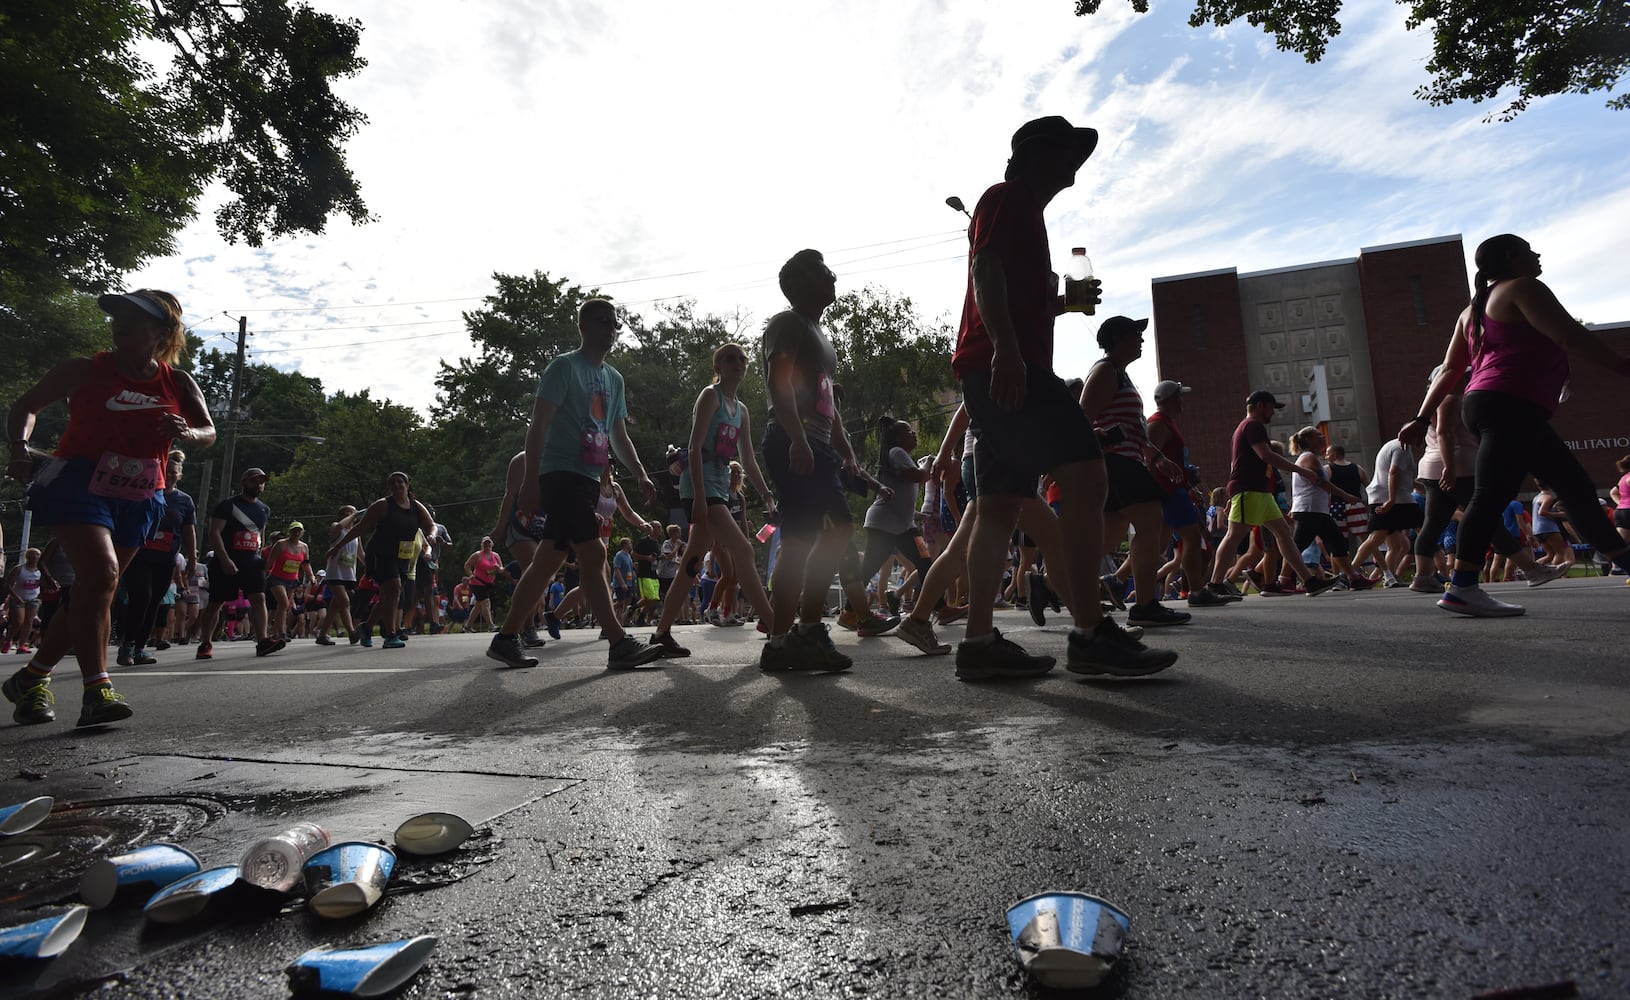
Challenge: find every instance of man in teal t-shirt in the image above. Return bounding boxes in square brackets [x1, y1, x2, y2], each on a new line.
[486, 297, 664, 670]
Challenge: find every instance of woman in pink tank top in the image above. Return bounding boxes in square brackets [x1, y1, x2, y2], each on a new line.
[1400, 234, 1630, 618]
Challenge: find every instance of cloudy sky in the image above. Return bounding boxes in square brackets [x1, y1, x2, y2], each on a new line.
[129, 0, 1630, 415]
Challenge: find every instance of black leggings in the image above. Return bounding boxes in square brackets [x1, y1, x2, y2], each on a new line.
[1457, 391, 1625, 564]
[1416, 475, 1523, 558]
[1292, 512, 1349, 559]
[119, 556, 174, 649]
[856, 528, 933, 599]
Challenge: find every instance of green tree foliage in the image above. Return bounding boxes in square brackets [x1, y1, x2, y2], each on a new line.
[0, 1, 370, 313]
[1073, 0, 1630, 118]
[184, 346, 325, 486]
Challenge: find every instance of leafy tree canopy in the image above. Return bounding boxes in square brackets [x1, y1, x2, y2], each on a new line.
[1073, 0, 1630, 119]
[0, 0, 371, 313]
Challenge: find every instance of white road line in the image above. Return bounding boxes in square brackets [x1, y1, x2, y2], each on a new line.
[123, 669, 420, 676]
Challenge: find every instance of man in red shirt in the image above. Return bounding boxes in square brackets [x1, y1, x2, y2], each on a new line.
[950, 116, 1176, 682]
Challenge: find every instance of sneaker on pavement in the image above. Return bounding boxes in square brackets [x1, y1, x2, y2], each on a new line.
[520, 625, 547, 649]
[1187, 588, 1228, 608]
[315, 634, 336, 646]
[1204, 581, 1245, 603]
[383, 636, 406, 649]
[1525, 563, 1571, 588]
[1100, 574, 1127, 611]
[195, 642, 213, 660]
[116, 646, 135, 667]
[77, 684, 133, 727]
[1304, 575, 1342, 597]
[935, 603, 967, 626]
[1346, 574, 1378, 590]
[759, 642, 791, 672]
[608, 635, 666, 669]
[836, 607, 862, 631]
[487, 633, 539, 668]
[132, 649, 157, 665]
[4, 672, 55, 725]
[1127, 601, 1192, 627]
[1259, 581, 1294, 596]
[704, 607, 723, 627]
[1408, 576, 1444, 594]
[857, 612, 900, 638]
[544, 612, 563, 640]
[885, 589, 902, 616]
[896, 616, 951, 655]
[359, 633, 374, 648]
[954, 629, 1054, 682]
[1066, 623, 1179, 678]
[1027, 572, 1051, 626]
[1438, 583, 1525, 617]
[1244, 569, 1266, 594]
[254, 638, 286, 657]
[649, 631, 691, 658]
[782, 624, 853, 672]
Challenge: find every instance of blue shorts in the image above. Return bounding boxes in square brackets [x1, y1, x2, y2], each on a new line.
[1161, 488, 1201, 530]
[29, 456, 165, 549]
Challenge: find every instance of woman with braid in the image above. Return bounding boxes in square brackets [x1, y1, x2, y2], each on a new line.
[1401, 234, 1630, 617]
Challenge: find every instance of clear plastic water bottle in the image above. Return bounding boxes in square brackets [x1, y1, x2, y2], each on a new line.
[1064, 247, 1098, 315]
[239, 821, 329, 892]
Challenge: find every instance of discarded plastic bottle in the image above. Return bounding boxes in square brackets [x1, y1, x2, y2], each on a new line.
[240, 822, 329, 893]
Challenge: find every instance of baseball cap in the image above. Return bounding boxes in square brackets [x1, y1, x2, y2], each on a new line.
[1010, 116, 1099, 168]
[240, 467, 269, 482]
[1246, 390, 1286, 409]
[288, 521, 304, 531]
[1153, 380, 1192, 402]
[1097, 315, 1149, 340]
[97, 291, 170, 322]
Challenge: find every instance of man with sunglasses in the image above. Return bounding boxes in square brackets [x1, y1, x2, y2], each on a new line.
[486, 298, 664, 670]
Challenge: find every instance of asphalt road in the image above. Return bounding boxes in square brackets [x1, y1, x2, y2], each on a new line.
[3, 575, 1628, 999]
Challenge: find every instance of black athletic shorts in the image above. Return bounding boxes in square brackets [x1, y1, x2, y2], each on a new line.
[1368, 503, 1425, 534]
[1103, 453, 1166, 512]
[539, 470, 603, 549]
[962, 369, 1101, 498]
[761, 424, 852, 541]
[209, 554, 266, 598]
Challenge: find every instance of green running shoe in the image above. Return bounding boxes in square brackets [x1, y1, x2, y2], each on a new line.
[4, 672, 55, 725]
[77, 684, 133, 727]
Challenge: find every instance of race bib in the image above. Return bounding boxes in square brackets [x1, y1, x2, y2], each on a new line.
[89, 452, 161, 501]
[143, 528, 174, 552]
[580, 425, 609, 467]
[713, 421, 739, 461]
[397, 540, 418, 560]
[814, 374, 835, 419]
[232, 530, 261, 551]
[281, 557, 301, 575]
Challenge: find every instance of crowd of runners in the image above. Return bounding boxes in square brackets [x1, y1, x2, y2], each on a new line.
[5, 116, 1630, 728]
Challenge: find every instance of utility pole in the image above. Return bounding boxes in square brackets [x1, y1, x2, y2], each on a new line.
[217, 315, 248, 501]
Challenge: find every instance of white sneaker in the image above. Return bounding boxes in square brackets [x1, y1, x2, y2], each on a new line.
[1438, 584, 1524, 618]
[1525, 563, 1571, 588]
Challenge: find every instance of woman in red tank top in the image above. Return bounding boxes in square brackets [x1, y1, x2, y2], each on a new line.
[4, 291, 215, 728]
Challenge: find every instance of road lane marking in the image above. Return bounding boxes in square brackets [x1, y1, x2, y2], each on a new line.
[122, 669, 420, 676]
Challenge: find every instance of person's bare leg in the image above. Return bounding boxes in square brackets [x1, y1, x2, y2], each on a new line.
[1264, 519, 1317, 583]
[1124, 501, 1165, 606]
[768, 537, 814, 635]
[801, 523, 853, 625]
[573, 541, 625, 643]
[965, 494, 1023, 638]
[1050, 459, 1109, 631]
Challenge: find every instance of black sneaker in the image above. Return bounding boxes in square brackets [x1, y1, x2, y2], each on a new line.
[544, 612, 563, 640]
[254, 637, 286, 657]
[1187, 588, 1228, 608]
[954, 629, 1055, 682]
[78, 684, 133, 727]
[1100, 574, 1127, 611]
[885, 589, 902, 616]
[1127, 601, 1192, 627]
[608, 635, 665, 669]
[487, 633, 539, 668]
[1098, 617, 1145, 643]
[759, 641, 792, 672]
[649, 631, 691, 658]
[1305, 574, 1341, 597]
[1066, 624, 1178, 677]
[1027, 572, 1051, 627]
[782, 624, 853, 672]
[3, 671, 55, 725]
[1206, 581, 1244, 602]
[520, 625, 547, 649]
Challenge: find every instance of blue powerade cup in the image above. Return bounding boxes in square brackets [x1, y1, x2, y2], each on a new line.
[286, 936, 438, 997]
[81, 842, 201, 908]
[0, 796, 53, 836]
[0, 905, 88, 960]
[1005, 891, 1130, 989]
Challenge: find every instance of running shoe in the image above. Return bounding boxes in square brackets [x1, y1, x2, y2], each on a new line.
[1409, 576, 1444, 594]
[1027, 572, 1052, 626]
[1438, 584, 1524, 617]
[255, 638, 285, 657]
[1526, 563, 1571, 588]
[1204, 581, 1245, 603]
[520, 625, 547, 649]
[383, 636, 406, 649]
[1066, 622, 1179, 678]
[154, 640, 170, 651]
[1099, 618, 1145, 642]
[781, 624, 852, 672]
[544, 612, 563, 640]
[885, 589, 902, 616]
[759, 641, 791, 672]
[116, 646, 135, 667]
[395, 629, 411, 642]
[1100, 574, 1127, 611]
[649, 631, 691, 658]
[935, 603, 967, 626]
[1346, 574, 1378, 590]
[0, 641, 9, 654]
[195, 642, 213, 660]
[954, 629, 1054, 681]
[857, 612, 900, 638]
[131, 649, 157, 665]
[896, 616, 951, 655]
[315, 634, 336, 646]
[1186, 588, 1228, 608]
[486, 633, 538, 668]
[1259, 581, 1295, 596]
[77, 684, 133, 727]
[607, 635, 665, 669]
[1243, 569, 1266, 594]
[704, 607, 723, 626]
[1127, 601, 1192, 627]
[348, 630, 360, 645]
[836, 607, 862, 631]
[1304, 575, 1341, 597]
[3, 672, 55, 725]
[723, 614, 746, 626]
[359, 633, 374, 648]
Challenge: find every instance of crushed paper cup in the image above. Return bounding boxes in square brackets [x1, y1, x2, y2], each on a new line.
[1006, 891, 1130, 989]
[393, 812, 473, 857]
[303, 842, 396, 919]
[81, 842, 201, 909]
[0, 905, 88, 960]
[0, 796, 53, 836]
[143, 865, 243, 924]
[286, 935, 438, 997]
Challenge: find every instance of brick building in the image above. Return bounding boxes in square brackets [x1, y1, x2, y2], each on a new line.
[1149, 235, 1630, 494]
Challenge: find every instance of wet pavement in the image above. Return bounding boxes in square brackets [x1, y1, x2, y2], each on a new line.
[2, 576, 1627, 998]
